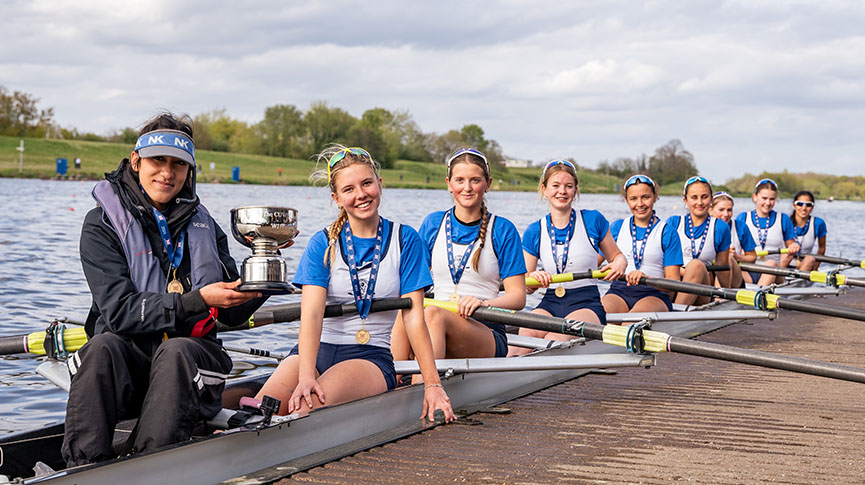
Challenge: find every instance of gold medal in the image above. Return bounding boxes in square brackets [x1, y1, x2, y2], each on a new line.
[555, 285, 566, 298]
[355, 329, 370, 345]
[166, 279, 184, 294]
[449, 292, 460, 303]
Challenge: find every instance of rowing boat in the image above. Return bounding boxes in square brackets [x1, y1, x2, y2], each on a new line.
[0, 280, 813, 484]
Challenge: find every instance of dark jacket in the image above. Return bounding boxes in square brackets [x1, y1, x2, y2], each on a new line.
[80, 159, 266, 356]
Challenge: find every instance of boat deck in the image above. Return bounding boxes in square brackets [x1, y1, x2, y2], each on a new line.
[280, 288, 865, 484]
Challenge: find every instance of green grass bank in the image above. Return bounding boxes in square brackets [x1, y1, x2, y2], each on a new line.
[0, 136, 621, 193]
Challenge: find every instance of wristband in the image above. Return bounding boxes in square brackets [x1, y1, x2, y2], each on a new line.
[425, 383, 443, 390]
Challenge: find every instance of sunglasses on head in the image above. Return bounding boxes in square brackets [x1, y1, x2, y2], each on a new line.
[446, 148, 489, 171]
[794, 200, 814, 208]
[682, 175, 711, 195]
[713, 191, 732, 199]
[753, 178, 778, 193]
[542, 159, 576, 179]
[327, 147, 372, 180]
[624, 174, 655, 189]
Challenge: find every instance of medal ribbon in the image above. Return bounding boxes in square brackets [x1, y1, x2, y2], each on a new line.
[685, 214, 711, 260]
[630, 212, 659, 271]
[795, 216, 811, 245]
[343, 218, 384, 321]
[751, 210, 769, 249]
[445, 209, 479, 287]
[152, 207, 186, 271]
[546, 209, 576, 274]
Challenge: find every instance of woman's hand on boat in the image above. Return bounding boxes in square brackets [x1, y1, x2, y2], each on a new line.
[289, 375, 325, 413]
[200, 280, 262, 308]
[421, 385, 456, 423]
[457, 295, 486, 317]
[600, 255, 627, 281]
[787, 242, 800, 255]
[625, 270, 645, 286]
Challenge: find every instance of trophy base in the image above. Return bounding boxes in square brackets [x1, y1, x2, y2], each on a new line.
[237, 281, 295, 295]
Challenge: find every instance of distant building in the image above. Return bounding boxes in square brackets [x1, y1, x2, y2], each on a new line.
[502, 158, 531, 168]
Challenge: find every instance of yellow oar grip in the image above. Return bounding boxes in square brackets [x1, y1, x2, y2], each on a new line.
[860, 261, 865, 270]
[810, 271, 828, 284]
[755, 249, 788, 257]
[735, 290, 779, 310]
[601, 325, 669, 353]
[26, 327, 88, 355]
[424, 298, 459, 313]
[525, 270, 609, 287]
[592, 270, 611, 279]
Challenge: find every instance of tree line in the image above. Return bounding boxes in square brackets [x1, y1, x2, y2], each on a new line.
[595, 139, 699, 187]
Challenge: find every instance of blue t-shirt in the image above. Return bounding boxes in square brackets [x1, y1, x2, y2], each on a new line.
[795, 216, 827, 239]
[522, 209, 609, 258]
[610, 218, 684, 267]
[732, 218, 757, 252]
[734, 210, 797, 243]
[293, 218, 432, 295]
[419, 209, 527, 279]
[666, 215, 732, 254]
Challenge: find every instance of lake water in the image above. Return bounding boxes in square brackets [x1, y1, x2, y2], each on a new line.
[2, 177, 863, 434]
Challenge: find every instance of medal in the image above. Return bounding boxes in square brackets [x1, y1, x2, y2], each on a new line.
[343, 218, 384, 346]
[355, 326, 370, 345]
[795, 216, 811, 246]
[166, 279, 184, 294]
[547, 210, 575, 298]
[445, 209, 479, 300]
[630, 212, 659, 270]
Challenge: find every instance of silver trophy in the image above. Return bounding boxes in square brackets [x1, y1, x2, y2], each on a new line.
[230, 206, 298, 294]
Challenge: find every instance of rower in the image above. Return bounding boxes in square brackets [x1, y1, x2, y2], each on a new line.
[391, 148, 526, 374]
[734, 179, 800, 286]
[254, 146, 454, 422]
[709, 191, 757, 288]
[62, 113, 269, 467]
[666, 176, 733, 306]
[789, 190, 827, 271]
[601, 175, 683, 319]
[508, 159, 626, 356]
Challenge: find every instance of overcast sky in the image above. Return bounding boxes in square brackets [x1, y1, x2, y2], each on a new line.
[2, 0, 864, 182]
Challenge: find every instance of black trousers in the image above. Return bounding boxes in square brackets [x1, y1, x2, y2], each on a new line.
[60, 333, 232, 467]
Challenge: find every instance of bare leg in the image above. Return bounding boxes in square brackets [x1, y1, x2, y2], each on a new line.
[413, 305, 497, 383]
[255, 356, 311, 415]
[293, 360, 387, 414]
[757, 259, 779, 286]
[601, 294, 629, 324]
[676, 260, 710, 306]
[798, 255, 818, 271]
[629, 296, 670, 314]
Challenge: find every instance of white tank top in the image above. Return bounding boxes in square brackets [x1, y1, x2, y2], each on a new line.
[744, 211, 785, 263]
[795, 216, 817, 255]
[730, 218, 742, 253]
[615, 216, 668, 278]
[430, 213, 500, 301]
[538, 210, 599, 292]
[675, 215, 717, 266]
[322, 222, 403, 349]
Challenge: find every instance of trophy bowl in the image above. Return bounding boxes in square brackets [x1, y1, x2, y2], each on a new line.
[230, 206, 298, 294]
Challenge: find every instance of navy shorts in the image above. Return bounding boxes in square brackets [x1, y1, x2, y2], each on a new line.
[480, 322, 508, 357]
[748, 271, 763, 284]
[536, 286, 607, 324]
[289, 342, 397, 390]
[604, 280, 673, 311]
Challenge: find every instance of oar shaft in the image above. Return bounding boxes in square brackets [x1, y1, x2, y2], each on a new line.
[705, 264, 730, 272]
[217, 297, 412, 332]
[756, 248, 788, 257]
[0, 335, 27, 355]
[738, 262, 803, 279]
[812, 254, 865, 268]
[667, 337, 865, 383]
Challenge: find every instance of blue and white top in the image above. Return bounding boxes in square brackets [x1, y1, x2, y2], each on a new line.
[729, 217, 757, 254]
[793, 216, 827, 255]
[610, 217, 683, 278]
[420, 210, 526, 301]
[735, 210, 796, 263]
[667, 215, 731, 266]
[293, 218, 432, 349]
[522, 209, 608, 291]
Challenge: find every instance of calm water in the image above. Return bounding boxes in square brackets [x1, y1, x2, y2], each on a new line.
[1, 177, 863, 434]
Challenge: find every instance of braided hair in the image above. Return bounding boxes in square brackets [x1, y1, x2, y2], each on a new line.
[311, 144, 381, 265]
[446, 148, 492, 272]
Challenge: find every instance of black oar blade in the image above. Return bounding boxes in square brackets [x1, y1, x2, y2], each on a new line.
[667, 337, 865, 383]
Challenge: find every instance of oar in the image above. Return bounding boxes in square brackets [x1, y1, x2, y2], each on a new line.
[525, 270, 609, 287]
[739, 262, 865, 288]
[424, 299, 865, 384]
[0, 298, 412, 356]
[808, 254, 865, 269]
[756, 248, 789, 257]
[705, 264, 730, 272]
[636, 277, 865, 323]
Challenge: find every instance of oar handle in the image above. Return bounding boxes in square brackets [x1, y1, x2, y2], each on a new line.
[217, 297, 412, 332]
[525, 270, 609, 287]
[705, 264, 730, 272]
[755, 248, 788, 257]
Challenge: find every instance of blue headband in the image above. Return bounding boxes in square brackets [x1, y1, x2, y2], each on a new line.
[134, 130, 195, 166]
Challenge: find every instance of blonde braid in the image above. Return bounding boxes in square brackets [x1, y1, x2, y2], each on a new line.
[323, 207, 349, 265]
[471, 201, 490, 272]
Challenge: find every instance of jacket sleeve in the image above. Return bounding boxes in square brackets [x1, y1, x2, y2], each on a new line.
[80, 208, 183, 336]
